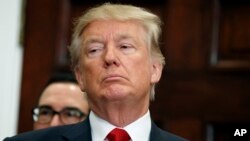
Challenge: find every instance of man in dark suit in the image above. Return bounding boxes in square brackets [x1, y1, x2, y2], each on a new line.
[4, 3, 187, 141]
[32, 72, 89, 130]
[4, 117, 185, 141]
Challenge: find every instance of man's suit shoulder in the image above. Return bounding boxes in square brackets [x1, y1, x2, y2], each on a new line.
[150, 122, 188, 141]
[3, 124, 77, 141]
[158, 128, 188, 141]
[3, 119, 91, 141]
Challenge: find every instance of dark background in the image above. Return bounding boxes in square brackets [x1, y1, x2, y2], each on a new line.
[18, 0, 250, 141]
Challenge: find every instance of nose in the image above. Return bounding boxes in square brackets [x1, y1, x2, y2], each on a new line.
[49, 115, 62, 127]
[103, 44, 120, 68]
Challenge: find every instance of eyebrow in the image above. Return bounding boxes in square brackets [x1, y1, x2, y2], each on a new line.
[83, 36, 103, 46]
[38, 105, 80, 110]
[114, 33, 134, 42]
[83, 33, 137, 47]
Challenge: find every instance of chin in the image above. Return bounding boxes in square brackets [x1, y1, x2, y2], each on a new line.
[103, 87, 130, 100]
[107, 94, 128, 101]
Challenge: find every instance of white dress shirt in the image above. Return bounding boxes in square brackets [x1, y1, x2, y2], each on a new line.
[89, 110, 151, 141]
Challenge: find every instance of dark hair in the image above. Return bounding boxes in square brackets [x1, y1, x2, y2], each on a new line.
[46, 72, 77, 87]
[35, 71, 78, 105]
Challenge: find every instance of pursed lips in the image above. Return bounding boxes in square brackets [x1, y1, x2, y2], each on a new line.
[102, 74, 127, 82]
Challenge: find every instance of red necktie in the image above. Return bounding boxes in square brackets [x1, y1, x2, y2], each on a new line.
[106, 128, 131, 141]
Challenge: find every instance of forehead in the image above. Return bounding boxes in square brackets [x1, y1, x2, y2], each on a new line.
[82, 20, 146, 41]
[39, 82, 84, 106]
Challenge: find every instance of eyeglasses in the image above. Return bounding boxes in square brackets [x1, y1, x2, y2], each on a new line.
[32, 105, 86, 124]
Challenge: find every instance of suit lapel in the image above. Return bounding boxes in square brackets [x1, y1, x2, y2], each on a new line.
[150, 122, 187, 141]
[61, 117, 92, 141]
[150, 122, 163, 141]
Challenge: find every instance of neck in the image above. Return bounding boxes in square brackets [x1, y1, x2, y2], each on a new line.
[91, 100, 149, 127]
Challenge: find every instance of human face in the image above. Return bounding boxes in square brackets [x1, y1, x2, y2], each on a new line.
[33, 82, 89, 130]
[76, 20, 162, 109]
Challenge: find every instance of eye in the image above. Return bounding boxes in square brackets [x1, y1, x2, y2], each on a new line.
[39, 108, 53, 116]
[119, 43, 136, 54]
[87, 42, 104, 57]
[120, 44, 129, 49]
[62, 109, 82, 118]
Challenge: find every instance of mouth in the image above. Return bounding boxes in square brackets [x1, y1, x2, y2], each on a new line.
[102, 74, 126, 82]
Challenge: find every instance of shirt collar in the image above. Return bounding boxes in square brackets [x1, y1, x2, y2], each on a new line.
[89, 110, 151, 141]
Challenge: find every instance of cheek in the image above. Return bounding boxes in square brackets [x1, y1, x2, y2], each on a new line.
[34, 123, 48, 130]
[82, 62, 101, 86]
[128, 56, 152, 81]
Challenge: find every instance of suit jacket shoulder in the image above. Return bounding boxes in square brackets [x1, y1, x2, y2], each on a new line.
[150, 122, 188, 141]
[3, 118, 91, 141]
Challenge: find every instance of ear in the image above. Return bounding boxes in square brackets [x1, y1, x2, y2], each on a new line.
[75, 68, 85, 92]
[150, 62, 163, 84]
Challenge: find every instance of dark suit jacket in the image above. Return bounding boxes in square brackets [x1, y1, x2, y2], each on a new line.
[3, 118, 187, 141]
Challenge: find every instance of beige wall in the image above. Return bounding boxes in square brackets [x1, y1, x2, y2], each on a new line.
[0, 0, 23, 140]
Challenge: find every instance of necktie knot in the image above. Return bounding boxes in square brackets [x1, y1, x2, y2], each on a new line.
[106, 128, 131, 141]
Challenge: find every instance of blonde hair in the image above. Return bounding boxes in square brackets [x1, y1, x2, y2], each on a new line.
[69, 3, 165, 100]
